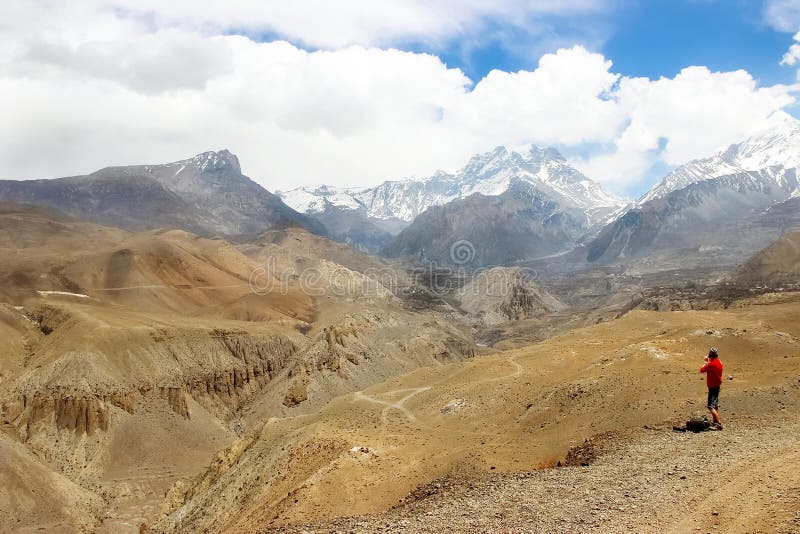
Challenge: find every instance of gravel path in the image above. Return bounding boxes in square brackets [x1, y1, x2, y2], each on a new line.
[267, 416, 800, 533]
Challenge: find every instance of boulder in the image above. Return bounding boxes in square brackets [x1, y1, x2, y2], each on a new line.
[685, 411, 711, 432]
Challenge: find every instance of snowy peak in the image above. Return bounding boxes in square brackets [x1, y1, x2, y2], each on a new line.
[453, 145, 624, 214]
[640, 112, 800, 204]
[459, 146, 523, 181]
[279, 145, 626, 226]
[278, 185, 366, 214]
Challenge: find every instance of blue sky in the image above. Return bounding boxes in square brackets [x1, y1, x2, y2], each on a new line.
[434, 0, 798, 95]
[603, 1, 794, 86]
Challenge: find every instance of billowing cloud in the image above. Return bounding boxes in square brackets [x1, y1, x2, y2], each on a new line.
[764, 0, 800, 33]
[576, 66, 795, 187]
[1, 0, 609, 50]
[0, 2, 797, 197]
[782, 32, 800, 73]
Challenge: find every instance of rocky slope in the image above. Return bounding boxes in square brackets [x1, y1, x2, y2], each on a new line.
[0, 431, 104, 532]
[383, 179, 593, 267]
[729, 229, 800, 287]
[573, 114, 800, 272]
[283, 418, 800, 533]
[0, 207, 480, 532]
[456, 267, 565, 325]
[0, 150, 324, 238]
[585, 167, 800, 266]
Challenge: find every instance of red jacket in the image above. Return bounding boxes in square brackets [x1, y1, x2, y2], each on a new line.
[700, 358, 723, 388]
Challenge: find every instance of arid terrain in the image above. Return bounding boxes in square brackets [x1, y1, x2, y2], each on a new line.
[0, 205, 799, 533]
[5, 4, 800, 531]
[151, 294, 800, 532]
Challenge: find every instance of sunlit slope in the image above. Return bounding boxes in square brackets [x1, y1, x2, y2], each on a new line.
[156, 297, 800, 531]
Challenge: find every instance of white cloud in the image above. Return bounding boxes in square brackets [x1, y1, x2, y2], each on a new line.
[0, 0, 609, 50]
[447, 46, 625, 146]
[21, 30, 235, 93]
[781, 31, 800, 78]
[765, 0, 800, 33]
[0, 2, 797, 198]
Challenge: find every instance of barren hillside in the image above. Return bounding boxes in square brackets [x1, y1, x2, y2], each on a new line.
[153, 295, 800, 532]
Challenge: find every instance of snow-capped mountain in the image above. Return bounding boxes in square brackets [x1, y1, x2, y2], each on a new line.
[586, 166, 799, 266]
[376, 148, 631, 267]
[280, 145, 627, 227]
[639, 111, 800, 204]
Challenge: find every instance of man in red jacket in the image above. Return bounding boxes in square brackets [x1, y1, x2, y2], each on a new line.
[700, 347, 724, 430]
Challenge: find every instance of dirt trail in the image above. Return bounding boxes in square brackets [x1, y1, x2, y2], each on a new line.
[353, 387, 431, 429]
[277, 416, 800, 533]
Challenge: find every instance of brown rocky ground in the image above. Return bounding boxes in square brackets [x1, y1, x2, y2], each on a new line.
[278, 416, 800, 533]
[152, 295, 800, 532]
[2, 204, 798, 533]
[0, 207, 476, 532]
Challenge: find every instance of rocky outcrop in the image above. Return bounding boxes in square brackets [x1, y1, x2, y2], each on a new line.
[7, 392, 135, 439]
[283, 378, 309, 407]
[7, 333, 300, 436]
[160, 387, 190, 419]
[183, 333, 300, 418]
[457, 267, 564, 325]
[25, 304, 72, 335]
[277, 312, 475, 409]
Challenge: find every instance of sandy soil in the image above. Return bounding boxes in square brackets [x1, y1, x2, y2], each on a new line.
[154, 297, 800, 532]
[280, 415, 800, 533]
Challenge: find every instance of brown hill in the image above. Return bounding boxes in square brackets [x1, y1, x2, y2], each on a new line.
[730, 230, 800, 287]
[0, 206, 478, 531]
[0, 204, 316, 322]
[0, 431, 103, 532]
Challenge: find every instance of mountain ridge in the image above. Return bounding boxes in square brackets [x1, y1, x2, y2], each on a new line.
[0, 150, 325, 238]
[639, 111, 800, 205]
[280, 145, 626, 225]
[280, 145, 626, 252]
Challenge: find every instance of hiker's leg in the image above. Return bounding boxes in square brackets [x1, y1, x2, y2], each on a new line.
[709, 408, 720, 425]
[707, 387, 721, 425]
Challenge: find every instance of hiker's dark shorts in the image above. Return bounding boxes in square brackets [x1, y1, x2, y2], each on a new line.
[707, 387, 720, 410]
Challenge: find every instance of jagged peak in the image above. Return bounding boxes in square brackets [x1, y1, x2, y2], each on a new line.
[188, 149, 241, 173]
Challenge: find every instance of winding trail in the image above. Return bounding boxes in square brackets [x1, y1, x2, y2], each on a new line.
[353, 387, 431, 433]
[351, 353, 526, 438]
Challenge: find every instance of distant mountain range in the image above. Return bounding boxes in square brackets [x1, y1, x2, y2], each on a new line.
[382, 179, 593, 267]
[0, 150, 324, 237]
[282, 146, 624, 224]
[586, 167, 799, 264]
[2, 113, 799, 271]
[281, 145, 626, 253]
